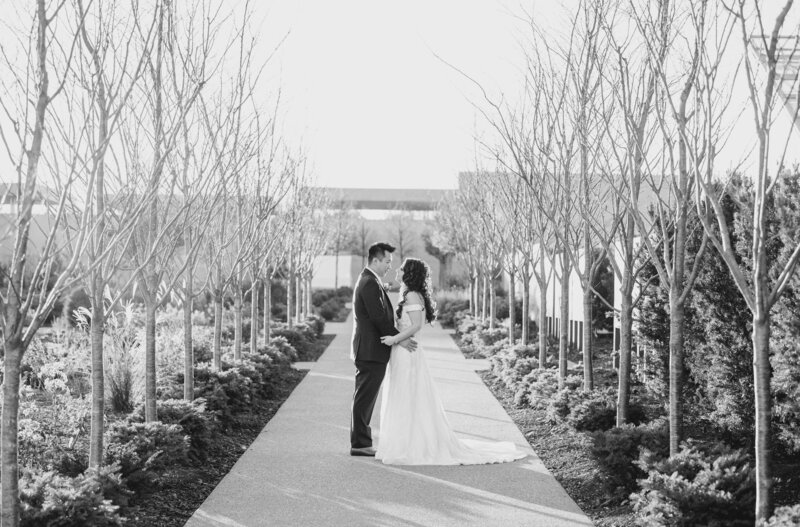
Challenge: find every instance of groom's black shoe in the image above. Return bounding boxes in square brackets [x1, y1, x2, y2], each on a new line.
[350, 446, 377, 457]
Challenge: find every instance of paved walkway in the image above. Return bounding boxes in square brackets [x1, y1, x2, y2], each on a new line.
[185, 313, 593, 527]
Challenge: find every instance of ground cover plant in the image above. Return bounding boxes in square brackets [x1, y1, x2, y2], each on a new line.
[12, 301, 332, 526]
[451, 294, 800, 526]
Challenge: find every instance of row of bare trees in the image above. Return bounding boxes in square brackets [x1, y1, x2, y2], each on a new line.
[0, 1, 335, 524]
[441, 0, 800, 522]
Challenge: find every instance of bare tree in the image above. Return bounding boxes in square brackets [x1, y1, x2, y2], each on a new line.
[691, 1, 800, 520]
[125, 0, 223, 421]
[594, 0, 667, 424]
[0, 1, 101, 522]
[73, 0, 160, 467]
[438, 189, 481, 315]
[621, 0, 739, 454]
[387, 206, 416, 261]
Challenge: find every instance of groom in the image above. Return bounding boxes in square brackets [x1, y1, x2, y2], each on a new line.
[350, 242, 416, 456]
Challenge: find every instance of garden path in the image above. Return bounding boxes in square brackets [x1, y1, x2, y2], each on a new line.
[184, 312, 592, 527]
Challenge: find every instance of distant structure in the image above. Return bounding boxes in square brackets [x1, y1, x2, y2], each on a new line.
[310, 187, 458, 290]
[321, 187, 450, 211]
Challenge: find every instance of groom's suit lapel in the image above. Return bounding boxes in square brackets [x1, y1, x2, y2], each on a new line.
[362, 269, 392, 317]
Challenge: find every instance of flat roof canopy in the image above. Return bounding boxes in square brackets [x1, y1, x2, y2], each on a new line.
[313, 187, 453, 211]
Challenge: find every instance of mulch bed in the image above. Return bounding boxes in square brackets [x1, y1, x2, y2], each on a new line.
[125, 333, 335, 526]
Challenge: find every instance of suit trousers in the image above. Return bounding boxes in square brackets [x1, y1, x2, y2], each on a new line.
[350, 359, 387, 448]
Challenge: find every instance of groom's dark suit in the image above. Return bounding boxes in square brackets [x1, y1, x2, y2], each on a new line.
[350, 268, 399, 449]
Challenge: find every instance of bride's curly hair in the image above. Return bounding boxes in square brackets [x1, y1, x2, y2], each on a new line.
[396, 258, 437, 324]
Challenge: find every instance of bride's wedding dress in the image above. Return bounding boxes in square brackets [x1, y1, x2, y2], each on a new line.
[375, 304, 527, 465]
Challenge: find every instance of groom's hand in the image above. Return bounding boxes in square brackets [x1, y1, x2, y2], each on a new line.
[399, 337, 418, 352]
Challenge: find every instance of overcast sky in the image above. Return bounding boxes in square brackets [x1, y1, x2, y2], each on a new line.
[252, 0, 566, 189]
[2, 1, 799, 192]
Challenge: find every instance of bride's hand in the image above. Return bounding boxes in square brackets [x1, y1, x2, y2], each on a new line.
[381, 335, 396, 346]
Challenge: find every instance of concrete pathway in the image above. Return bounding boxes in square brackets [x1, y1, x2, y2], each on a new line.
[185, 314, 593, 527]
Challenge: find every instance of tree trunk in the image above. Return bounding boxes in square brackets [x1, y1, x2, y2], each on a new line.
[89, 292, 105, 467]
[521, 272, 530, 346]
[1, 339, 23, 527]
[489, 274, 496, 330]
[469, 271, 476, 316]
[538, 275, 547, 369]
[334, 250, 339, 290]
[144, 297, 157, 422]
[305, 276, 312, 319]
[616, 284, 634, 426]
[213, 291, 223, 371]
[582, 286, 594, 392]
[287, 269, 294, 327]
[558, 258, 570, 388]
[183, 272, 194, 401]
[263, 279, 272, 348]
[753, 313, 773, 523]
[508, 270, 516, 344]
[233, 283, 243, 361]
[295, 274, 302, 323]
[667, 285, 685, 454]
[482, 271, 488, 322]
[250, 278, 259, 355]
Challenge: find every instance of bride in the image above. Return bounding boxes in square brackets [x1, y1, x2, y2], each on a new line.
[376, 257, 527, 466]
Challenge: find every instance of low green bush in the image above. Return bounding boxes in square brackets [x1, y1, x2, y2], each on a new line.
[631, 441, 755, 526]
[104, 420, 190, 488]
[271, 325, 316, 361]
[590, 419, 669, 493]
[131, 398, 214, 461]
[318, 298, 342, 320]
[20, 465, 128, 527]
[567, 390, 618, 432]
[490, 345, 539, 392]
[304, 314, 326, 337]
[765, 505, 800, 527]
[18, 389, 91, 477]
[436, 297, 470, 329]
[189, 363, 254, 425]
[263, 335, 299, 364]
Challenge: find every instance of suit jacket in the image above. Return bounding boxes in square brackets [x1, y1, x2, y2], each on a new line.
[350, 269, 399, 363]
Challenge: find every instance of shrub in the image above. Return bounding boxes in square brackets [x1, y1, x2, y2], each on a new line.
[19, 387, 91, 477]
[318, 298, 343, 321]
[62, 288, 92, 327]
[567, 389, 647, 432]
[264, 336, 299, 364]
[631, 441, 755, 526]
[479, 327, 508, 347]
[20, 466, 127, 527]
[130, 398, 214, 460]
[590, 419, 669, 493]
[490, 346, 539, 391]
[221, 319, 252, 343]
[104, 303, 143, 413]
[567, 390, 618, 432]
[546, 388, 581, 424]
[271, 326, 315, 361]
[193, 326, 215, 364]
[305, 314, 326, 337]
[436, 295, 470, 329]
[188, 363, 254, 425]
[104, 420, 189, 488]
[765, 505, 800, 527]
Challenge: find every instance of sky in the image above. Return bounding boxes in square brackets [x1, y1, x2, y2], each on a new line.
[2, 1, 799, 192]
[250, 0, 565, 190]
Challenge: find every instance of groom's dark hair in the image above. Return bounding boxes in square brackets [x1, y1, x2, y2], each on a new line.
[368, 242, 396, 263]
